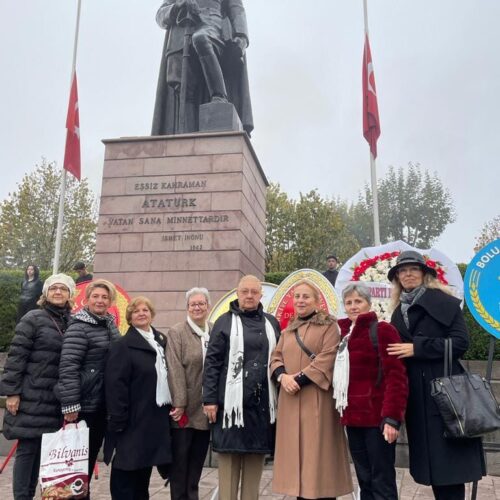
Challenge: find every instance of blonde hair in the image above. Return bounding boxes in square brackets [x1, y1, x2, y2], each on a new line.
[126, 296, 156, 325]
[294, 279, 327, 312]
[85, 279, 117, 303]
[390, 273, 454, 311]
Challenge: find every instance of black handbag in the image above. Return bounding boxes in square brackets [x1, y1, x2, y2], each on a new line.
[430, 338, 500, 438]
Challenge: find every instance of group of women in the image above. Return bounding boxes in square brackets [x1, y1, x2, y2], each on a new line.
[1, 250, 486, 500]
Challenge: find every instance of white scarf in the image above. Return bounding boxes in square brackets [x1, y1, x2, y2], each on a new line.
[137, 327, 172, 407]
[332, 322, 354, 416]
[186, 316, 210, 364]
[223, 314, 277, 429]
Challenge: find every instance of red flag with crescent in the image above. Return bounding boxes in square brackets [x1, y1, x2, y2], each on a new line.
[362, 34, 381, 158]
[63, 72, 81, 180]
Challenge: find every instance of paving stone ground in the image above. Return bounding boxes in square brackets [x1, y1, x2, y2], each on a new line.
[1, 459, 500, 499]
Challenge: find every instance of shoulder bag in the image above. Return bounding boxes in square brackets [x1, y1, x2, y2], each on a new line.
[430, 337, 500, 438]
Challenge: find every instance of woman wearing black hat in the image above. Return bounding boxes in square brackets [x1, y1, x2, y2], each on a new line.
[386, 251, 485, 500]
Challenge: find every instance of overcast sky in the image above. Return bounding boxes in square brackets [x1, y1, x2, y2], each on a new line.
[1, 0, 499, 263]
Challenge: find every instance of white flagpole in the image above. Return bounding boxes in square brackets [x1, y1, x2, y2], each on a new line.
[363, 0, 381, 246]
[53, 0, 82, 273]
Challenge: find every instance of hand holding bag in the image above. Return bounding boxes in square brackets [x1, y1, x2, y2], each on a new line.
[430, 338, 500, 438]
[39, 420, 89, 499]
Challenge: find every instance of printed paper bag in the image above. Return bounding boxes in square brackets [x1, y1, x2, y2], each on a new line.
[39, 421, 89, 499]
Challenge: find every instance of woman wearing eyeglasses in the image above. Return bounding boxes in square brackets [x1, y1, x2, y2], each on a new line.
[165, 287, 212, 500]
[0, 274, 75, 500]
[387, 251, 485, 500]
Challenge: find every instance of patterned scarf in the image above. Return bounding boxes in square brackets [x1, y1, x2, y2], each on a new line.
[400, 286, 426, 328]
[223, 314, 277, 429]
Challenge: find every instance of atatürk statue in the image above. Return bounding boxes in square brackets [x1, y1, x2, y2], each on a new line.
[151, 0, 253, 136]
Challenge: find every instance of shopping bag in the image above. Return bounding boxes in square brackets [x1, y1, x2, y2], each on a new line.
[39, 421, 89, 499]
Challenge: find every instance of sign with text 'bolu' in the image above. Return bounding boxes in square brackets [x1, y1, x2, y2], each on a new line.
[464, 239, 500, 339]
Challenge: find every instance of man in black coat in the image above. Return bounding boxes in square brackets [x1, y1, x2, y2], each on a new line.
[323, 254, 339, 287]
[203, 275, 280, 500]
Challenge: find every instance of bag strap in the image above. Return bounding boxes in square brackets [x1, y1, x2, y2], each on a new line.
[294, 330, 316, 360]
[444, 338, 453, 377]
[46, 312, 64, 337]
[369, 320, 383, 387]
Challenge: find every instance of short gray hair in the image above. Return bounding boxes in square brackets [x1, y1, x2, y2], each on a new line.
[342, 283, 372, 304]
[185, 287, 211, 307]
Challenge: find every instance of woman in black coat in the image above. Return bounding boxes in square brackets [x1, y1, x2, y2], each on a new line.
[57, 279, 120, 493]
[104, 296, 172, 499]
[16, 264, 43, 322]
[387, 251, 485, 500]
[0, 273, 75, 500]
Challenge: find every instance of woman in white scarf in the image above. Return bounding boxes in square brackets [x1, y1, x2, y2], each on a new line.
[104, 296, 172, 499]
[166, 287, 212, 500]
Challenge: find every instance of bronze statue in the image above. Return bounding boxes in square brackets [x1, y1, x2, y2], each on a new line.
[151, 0, 253, 135]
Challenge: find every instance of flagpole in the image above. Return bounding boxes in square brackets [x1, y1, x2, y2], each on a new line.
[53, 0, 82, 273]
[363, 0, 381, 246]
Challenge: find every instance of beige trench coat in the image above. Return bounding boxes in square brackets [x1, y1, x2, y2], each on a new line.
[270, 312, 353, 498]
[166, 321, 211, 430]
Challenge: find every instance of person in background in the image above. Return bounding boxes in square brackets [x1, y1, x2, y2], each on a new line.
[16, 264, 44, 322]
[323, 254, 339, 287]
[166, 287, 212, 500]
[335, 282, 408, 500]
[73, 261, 93, 284]
[270, 279, 353, 500]
[387, 251, 485, 500]
[1, 273, 75, 500]
[104, 296, 172, 499]
[203, 275, 280, 500]
[57, 279, 120, 497]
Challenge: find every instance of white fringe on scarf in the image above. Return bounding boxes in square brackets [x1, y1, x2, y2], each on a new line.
[187, 316, 210, 365]
[332, 324, 354, 416]
[137, 327, 172, 407]
[223, 315, 277, 429]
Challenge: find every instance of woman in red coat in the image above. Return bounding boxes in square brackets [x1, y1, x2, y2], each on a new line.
[334, 283, 408, 500]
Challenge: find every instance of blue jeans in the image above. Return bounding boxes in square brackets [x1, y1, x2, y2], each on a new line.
[13, 437, 42, 500]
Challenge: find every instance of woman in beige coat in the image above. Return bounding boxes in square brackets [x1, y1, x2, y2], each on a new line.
[166, 287, 212, 500]
[270, 280, 353, 500]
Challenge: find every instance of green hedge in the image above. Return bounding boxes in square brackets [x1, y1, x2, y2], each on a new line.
[265, 266, 500, 361]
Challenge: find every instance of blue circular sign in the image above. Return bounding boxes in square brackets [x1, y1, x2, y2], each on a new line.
[464, 239, 500, 338]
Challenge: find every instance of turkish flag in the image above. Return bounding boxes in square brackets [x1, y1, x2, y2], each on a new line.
[362, 35, 381, 158]
[63, 72, 81, 180]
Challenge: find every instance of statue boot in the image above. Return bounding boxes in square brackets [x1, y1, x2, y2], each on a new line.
[199, 54, 228, 103]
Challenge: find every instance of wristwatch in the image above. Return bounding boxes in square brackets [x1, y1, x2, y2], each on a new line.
[277, 373, 284, 384]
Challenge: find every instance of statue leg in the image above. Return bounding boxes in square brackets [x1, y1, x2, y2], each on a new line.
[191, 31, 227, 102]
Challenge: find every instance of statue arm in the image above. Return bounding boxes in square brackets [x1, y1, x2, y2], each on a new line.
[226, 0, 249, 43]
[156, 0, 178, 28]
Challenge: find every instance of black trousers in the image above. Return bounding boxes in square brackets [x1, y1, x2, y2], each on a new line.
[12, 437, 42, 500]
[346, 426, 398, 500]
[170, 428, 211, 500]
[431, 484, 465, 500]
[79, 410, 107, 498]
[110, 466, 153, 499]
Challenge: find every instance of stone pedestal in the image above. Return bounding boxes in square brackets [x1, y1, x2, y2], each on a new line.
[94, 131, 268, 329]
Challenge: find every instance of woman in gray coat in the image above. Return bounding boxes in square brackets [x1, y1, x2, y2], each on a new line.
[166, 287, 212, 500]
